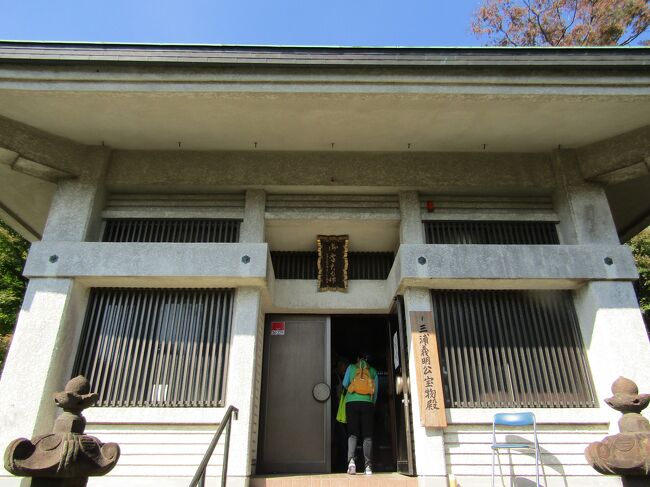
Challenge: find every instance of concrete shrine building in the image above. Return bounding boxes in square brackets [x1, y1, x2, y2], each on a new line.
[0, 42, 649, 487]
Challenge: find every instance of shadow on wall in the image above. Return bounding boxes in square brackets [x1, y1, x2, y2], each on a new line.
[573, 281, 645, 351]
[513, 479, 537, 486]
[491, 434, 568, 487]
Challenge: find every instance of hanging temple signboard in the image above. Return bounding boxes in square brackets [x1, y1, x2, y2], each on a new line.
[317, 235, 349, 292]
[410, 311, 447, 428]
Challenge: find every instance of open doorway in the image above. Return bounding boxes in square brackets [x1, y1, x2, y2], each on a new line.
[331, 315, 396, 473]
[257, 312, 413, 475]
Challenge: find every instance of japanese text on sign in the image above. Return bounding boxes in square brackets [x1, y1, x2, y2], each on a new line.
[410, 311, 447, 428]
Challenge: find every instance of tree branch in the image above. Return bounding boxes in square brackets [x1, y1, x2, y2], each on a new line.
[557, 1, 579, 44]
[580, 5, 597, 45]
[523, 0, 555, 45]
[620, 29, 645, 46]
[496, 13, 519, 46]
[498, 26, 519, 45]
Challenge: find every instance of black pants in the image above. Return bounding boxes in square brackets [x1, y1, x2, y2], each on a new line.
[346, 401, 374, 467]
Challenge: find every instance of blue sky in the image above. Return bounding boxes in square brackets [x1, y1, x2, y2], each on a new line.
[2, 1, 482, 46]
[2, 1, 648, 47]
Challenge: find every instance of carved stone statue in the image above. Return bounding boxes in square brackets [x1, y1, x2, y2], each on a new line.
[4, 376, 120, 486]
[585, 377, 650, 487]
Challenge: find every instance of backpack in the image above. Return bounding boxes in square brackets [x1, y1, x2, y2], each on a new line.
[348, 362, 375, 396]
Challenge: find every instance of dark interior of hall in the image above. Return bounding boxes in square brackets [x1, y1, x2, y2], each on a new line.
[331, 315, 396, 473]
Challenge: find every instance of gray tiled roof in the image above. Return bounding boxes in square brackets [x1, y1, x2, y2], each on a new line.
[0, 41, 648, 67]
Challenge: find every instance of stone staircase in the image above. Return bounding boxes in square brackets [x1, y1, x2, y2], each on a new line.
[250, 473, 418, 487]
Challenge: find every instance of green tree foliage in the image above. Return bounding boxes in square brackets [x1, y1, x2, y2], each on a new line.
[472, 0, 649, 46]
[0, 219, 29, 372]
[628, 227, 650, 326]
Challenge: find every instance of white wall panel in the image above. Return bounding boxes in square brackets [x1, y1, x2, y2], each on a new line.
[85, 424, 226, 484]
[445, 423, 614, 485]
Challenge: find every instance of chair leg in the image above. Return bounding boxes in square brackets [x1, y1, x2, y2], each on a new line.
[535, 444, 540, 487]
[491, 449, 496, 487]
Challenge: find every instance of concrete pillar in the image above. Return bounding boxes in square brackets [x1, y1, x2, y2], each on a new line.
[552, 150, 619, 245]
[0, 148, 108, 486]
[399, 191, 424, 244]
[574, 281, 650, 430]
[0, 279, 88, 486]
[403, 288, 447, 487]
[41, 147, 110, 242]
[240, 189, 266, 243]
[224, 287, 263, 486]
[554, 149, 650, 428]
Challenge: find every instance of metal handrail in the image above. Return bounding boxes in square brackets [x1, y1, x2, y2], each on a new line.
[189, 405, 239, 487]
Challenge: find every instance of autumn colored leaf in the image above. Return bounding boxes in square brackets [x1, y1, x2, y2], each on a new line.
[472, 0, 650, 46]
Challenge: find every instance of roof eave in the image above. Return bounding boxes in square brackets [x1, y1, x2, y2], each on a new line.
[0, 40, 648, 68]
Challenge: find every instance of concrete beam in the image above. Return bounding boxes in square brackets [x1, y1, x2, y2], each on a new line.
[23, 241, 269, 286]
[24, 240, 639, 299]
[0, 121, 96, 240]
[40, 146, 111, 242]
[619, 211, 650, 243]
[108, 150, 554, 193]
[269, 280, 391, 313]
[0, 200, 41, 241]
[0, 159, 57, 241]
[577, 125, 650, 185]
[392, 244, 638, 288]
[0, 114, 85, 177]
[604, 174, 650, 242]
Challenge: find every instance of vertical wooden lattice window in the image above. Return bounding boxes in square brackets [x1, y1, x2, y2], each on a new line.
[431, 290, 596, 408]
[270, 251, 394, 279]
[73, 288, 234, 407]
[102, 219, 241, 243]
[424, 221, 559, 245]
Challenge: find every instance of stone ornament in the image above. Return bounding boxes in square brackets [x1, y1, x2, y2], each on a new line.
[4, 376, 120, 486]
[585, 377, 650, 485]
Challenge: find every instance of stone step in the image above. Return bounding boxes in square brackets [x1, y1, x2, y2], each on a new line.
[250, 473, 419, 487]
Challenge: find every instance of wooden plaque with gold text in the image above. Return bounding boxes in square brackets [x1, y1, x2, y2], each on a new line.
[316, 235, 349, 292]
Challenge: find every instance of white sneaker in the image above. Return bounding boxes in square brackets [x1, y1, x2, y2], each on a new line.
[347, 460, 356, 475]
[365, 465, 373, 475]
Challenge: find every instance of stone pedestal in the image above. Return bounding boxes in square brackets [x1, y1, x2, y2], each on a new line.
[585, 377, 650, 482]
[4, 377, 120, 485]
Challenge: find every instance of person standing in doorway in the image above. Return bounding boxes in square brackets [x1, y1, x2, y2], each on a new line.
[343, 351, 378, 475]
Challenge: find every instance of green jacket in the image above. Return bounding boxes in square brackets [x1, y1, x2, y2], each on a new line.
[342, 362, 378, 404]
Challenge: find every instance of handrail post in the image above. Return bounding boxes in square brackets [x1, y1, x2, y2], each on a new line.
[189, 405, 238, 487]
[221, 415, 234, 487]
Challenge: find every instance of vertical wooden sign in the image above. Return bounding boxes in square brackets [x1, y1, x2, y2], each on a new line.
[316, 235, 349, 292]
[410, 311, 447, 428]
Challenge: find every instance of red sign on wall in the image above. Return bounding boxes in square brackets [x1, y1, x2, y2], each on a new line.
[270, 322, 286, 336]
